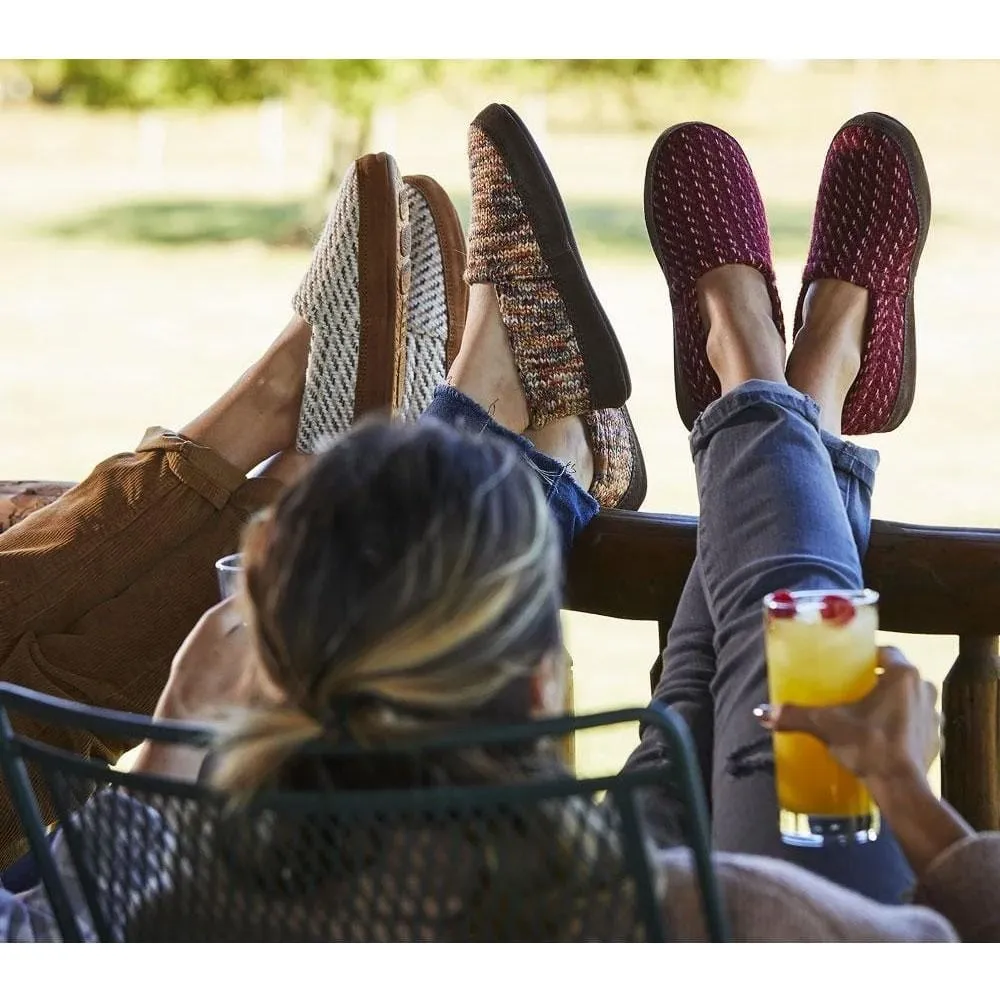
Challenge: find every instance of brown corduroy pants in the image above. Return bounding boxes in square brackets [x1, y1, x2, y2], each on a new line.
[0, 428, 281, 867]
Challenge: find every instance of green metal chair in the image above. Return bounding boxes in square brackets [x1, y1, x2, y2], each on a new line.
[0, 681, 729, 942]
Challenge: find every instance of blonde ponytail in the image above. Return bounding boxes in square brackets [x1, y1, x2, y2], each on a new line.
[212, 705, 322, 798]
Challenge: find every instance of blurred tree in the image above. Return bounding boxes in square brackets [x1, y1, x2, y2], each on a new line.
[15, 59, 739, 238]
[18, 58, 440, 166]
[18, 59, 437, 238]
[18, 57, 738, 151]
[475, 58, 738, 91]
[21, 59, 290, 108]
[297, 60, 443, 203]
[17, 59, 442, 236]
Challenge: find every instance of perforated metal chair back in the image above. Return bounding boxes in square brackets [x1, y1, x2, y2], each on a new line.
[0, 682, 729, 942]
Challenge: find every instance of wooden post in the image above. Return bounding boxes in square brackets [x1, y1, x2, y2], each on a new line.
[258, 99, 286, 181]
[0, 481, 72, 534]
[136, 111, 166, 189]
[942, 635, 1000, 830]
[561, 653, 576, 771]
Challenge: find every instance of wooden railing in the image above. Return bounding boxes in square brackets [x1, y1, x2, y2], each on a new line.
[3, 482, 999, 831]
[566, 509, 1000, 831]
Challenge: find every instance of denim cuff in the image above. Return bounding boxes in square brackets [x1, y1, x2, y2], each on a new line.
[423, 386, 599, 552]
[428, 385, 532, 453]
[820, 431, 880, 493]
[689, 381, 881, 493]
[690, 380, 820, 457]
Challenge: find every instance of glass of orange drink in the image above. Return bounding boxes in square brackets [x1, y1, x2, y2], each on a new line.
[763, 588, 881, 847]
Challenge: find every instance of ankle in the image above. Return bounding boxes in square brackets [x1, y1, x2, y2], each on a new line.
[706, 316, 786, 393]
[699, 265, 785, 392]
[786, 331, 861, 395]
[785, 279, 868, 427]
[447, 354, 529, 434]
[447, 284, 530, 434]
[525, 416, 593, 493]
[253, 448, 315, 488]
[179, 316, 311, 471]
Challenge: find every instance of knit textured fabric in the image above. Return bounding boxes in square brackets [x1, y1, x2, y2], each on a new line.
[647, 123, 785, 419]
[292, 164, 363, 454]
[464, 123, 590, 427]
[402, 183, 449, 419]
[796, 123, 920, 435]
[582, 408, 635, 509]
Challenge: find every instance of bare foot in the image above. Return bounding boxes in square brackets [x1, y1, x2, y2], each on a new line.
[701, 265, 785, 393]
[785, 278, 868, 436]
[180, 316, 311, 473]
[449, 284, 592, 484]
[525, 416, 594, 493]
[447, 284, 529, 434]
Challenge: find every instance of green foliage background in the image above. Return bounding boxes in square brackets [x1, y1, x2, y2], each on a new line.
[7, 59, 743, 236]
[15, 59, 740, 116]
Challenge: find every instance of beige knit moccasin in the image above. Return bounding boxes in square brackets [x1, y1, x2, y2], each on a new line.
[294, 152, 410, 453]
[401, 174, 468, 419]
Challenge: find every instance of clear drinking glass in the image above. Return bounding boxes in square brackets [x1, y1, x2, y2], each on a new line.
[215, 553, 244, 601]
[763, 588, 881, 847]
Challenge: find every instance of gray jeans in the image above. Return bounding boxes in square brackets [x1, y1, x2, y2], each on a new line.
[621, 381, 913, 904]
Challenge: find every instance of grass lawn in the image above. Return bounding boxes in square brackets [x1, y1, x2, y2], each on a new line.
[3, 60, 999, 784]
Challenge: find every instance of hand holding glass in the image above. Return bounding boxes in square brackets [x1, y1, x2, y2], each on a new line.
[764, 588, 880, 847]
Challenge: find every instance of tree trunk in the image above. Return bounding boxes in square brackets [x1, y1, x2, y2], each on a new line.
[295, 106, 374, 244]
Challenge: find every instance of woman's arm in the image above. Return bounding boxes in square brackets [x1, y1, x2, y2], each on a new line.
[124, 740, 207, 782]
[764, 647, 974, 877]
[124, 597, 276, 781]
[866, 764, 971, 880]
[657, 846, 958, 941]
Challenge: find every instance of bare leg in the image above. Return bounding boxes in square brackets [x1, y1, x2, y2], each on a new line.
[702, 265, 786, 392]
[180, 315, 311, 474]
[448, 283, 593, 490]
[785, 279, 869, 436]
[447, 284, 530, 433]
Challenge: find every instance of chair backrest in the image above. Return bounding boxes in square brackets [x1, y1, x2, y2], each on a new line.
[0, 682, 729, 943]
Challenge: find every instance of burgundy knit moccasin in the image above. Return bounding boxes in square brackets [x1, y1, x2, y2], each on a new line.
[644, 122, 785, 429]
[795, 112, 931, 435]
[464, 103, 632, 428]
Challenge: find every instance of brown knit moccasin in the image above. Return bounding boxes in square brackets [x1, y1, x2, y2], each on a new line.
[465, 103, 632, 428]
[583, 406, 647, 510]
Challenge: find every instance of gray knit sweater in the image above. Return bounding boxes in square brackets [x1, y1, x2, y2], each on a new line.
[658, 834, 1000, 941]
